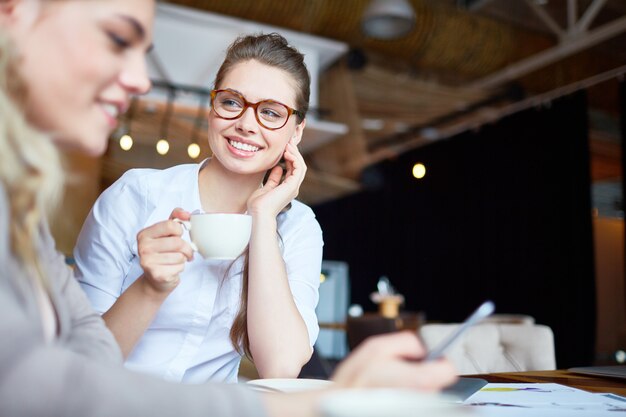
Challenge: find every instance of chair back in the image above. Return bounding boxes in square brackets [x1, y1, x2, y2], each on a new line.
[419, 323, 556, 374]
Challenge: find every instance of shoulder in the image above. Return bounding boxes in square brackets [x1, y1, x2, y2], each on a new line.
[113, 163, 197, 189]
[281, 199, 317, 222]
[101, 163, 199, 204]
[278, 200, 322, 237]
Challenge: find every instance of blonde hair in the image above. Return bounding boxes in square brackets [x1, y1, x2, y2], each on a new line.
[0, 32, 64, 278]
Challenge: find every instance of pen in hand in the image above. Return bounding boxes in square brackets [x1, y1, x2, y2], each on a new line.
[422, 300, 496, 361]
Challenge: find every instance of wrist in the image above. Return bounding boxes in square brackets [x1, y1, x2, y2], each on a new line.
[137, 275, 175, 301]
[247, 204, 278, 219]
[250, 211, 278, 228]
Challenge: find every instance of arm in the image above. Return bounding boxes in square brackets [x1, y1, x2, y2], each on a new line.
[0, 289, 267, 417]
[100, 210, 193, 357]
[246, 141, 316, 377]
[0, 186, 267, 417]
[38, 222, 122, 363]
[262, 332, 458, 417]
[74, 173, 192, 357]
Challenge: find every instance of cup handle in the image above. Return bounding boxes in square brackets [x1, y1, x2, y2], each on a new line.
[173, 218, 198, 252]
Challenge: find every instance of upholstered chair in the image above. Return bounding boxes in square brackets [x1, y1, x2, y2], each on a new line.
[419, 322, 556, 374]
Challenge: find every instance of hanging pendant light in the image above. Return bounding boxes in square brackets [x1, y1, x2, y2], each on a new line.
[361, 0, 416, 40]
[157, 87, 175, 156]
[187, 91, 209, 160]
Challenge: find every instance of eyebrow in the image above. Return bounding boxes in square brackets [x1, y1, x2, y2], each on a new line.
[224, 88, 284, 104]
[115, 14, 154, 51]
[227, 88, 245, 97]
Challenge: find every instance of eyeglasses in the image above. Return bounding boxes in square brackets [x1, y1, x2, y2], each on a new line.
[210, 89, 304, 130]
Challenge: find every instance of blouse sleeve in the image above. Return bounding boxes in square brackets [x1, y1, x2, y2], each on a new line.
[73, 171, 146, 314]
[281, 204, 324, 347]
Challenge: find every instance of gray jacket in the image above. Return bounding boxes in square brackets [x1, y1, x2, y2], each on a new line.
[0, 184, 267, 417]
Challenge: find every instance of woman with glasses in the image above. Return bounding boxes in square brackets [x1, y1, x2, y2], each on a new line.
[74, 33, 323, 383]
[0, 1, 456, 415]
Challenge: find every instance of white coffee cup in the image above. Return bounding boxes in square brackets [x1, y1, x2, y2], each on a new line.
[175, 213, 252, 260]
[319, 389, 465, 417]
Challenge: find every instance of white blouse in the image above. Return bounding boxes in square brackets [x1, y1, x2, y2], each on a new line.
[74, 161, 323, 384]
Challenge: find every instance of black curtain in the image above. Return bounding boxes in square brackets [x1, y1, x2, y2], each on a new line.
[619, 80, 626, 318]
[314, 92, 595, 368]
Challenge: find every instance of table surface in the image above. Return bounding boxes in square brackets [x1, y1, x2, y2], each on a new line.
[470, 369, 626, 397]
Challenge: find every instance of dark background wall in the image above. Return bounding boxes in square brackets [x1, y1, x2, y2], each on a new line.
[313, 92, 596, 368]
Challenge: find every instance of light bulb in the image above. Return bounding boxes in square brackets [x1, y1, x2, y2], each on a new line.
[156, 139, 170, 155]
[187, 143, 201, 159]
[412, 163, 426, 179]
[119, 134, 133, 151]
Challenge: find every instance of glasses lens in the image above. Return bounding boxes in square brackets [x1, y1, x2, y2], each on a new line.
[256, 101, 289, 129]
[212, 91, 292, 129]
[213, 91, 245, 118]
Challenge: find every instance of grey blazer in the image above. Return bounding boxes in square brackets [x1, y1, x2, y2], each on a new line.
[0, 184, 266, 417]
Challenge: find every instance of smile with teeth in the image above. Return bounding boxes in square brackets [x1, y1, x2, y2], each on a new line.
[101, 103, 120, 119]
[229, 139, 260, 152]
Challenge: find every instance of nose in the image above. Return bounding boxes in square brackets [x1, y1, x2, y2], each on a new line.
[119, 53, 151, 95]
[235, 107, 258, 134]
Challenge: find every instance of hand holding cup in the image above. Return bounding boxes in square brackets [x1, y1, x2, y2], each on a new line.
[136, 208, 194, 294]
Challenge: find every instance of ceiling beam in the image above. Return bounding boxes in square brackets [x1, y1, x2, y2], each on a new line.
[371, 64, 626, 166]
[310, 61, 368, 179]
[468, 14, 626, 90]
[463, 0, 496, 12]
[524, 0, 564, 38]
[567, 0, 578, 31]
[576, 0, 609, 33]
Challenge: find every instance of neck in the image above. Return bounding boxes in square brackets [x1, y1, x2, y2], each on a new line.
[198, 158, 264, 213]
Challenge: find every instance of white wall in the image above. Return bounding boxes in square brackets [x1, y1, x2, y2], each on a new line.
[149, 3, 348, 110]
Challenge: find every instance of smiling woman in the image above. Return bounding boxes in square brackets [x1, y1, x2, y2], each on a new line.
[0, 0, 254, 415]
[74, 33, 324, 383]
[0, 2, 457, 416]
[9, 0, 153, 155]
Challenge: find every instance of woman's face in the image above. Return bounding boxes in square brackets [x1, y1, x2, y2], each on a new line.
[208, 59, 306, 177]
[1, 0, 154, 156]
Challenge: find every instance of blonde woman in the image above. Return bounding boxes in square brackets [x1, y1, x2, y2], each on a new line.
[0, 1, 456, 416]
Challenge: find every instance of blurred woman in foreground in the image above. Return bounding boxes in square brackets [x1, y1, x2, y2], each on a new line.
[0, 1, 456, 416]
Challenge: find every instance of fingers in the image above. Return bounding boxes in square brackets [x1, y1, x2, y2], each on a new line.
[140, 257, 186, 276]
[136, 212, 195, 293]
[281, 142, 306, 186]
[138, 236, 194, 262]
[354, 331, 427, 361]
[283, 142, 305, 169]
[414, 359, 458, 391]
[247, 143, 307, 216]
[331, 331, 457, 392]
[137, 218, 184, 241]
[263, 165, 284, 190]
[169, 207, 191, 221]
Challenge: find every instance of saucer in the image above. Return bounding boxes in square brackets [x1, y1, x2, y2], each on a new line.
[246, 378, 333, 393]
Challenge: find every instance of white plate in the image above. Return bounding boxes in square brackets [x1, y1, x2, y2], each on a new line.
[319, 389, 464, 417]
[246, 378, 334, 393]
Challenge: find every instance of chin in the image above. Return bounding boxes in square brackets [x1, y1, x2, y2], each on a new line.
[83, 137, 109, 157]
[57, 132, 109, 157]
[219, 158, 268, 176]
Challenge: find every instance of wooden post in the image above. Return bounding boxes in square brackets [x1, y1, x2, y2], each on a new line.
[310, 60, 369, 180]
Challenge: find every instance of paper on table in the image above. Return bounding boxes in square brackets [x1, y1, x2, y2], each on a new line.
[462, 383, 626, 416]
